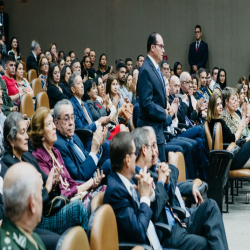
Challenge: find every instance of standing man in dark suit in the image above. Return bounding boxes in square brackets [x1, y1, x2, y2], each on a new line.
[137, 32, 167, 162]
[0, 1, 8, 45]
[26, 40, 42, 73]
[188, 25, 208, 74]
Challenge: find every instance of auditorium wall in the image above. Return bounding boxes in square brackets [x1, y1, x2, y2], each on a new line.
[5, 0, 250, 85]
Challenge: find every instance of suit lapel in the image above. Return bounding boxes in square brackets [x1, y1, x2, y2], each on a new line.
[72, 96, 90, 124]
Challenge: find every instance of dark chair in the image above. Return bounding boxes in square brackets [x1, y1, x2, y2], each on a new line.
[75, 129, 93, 147]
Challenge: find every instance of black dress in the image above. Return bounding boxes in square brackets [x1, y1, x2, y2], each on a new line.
[59, 82, 72, 99]
[47, 84, 69, 109]
[96, 66, 110, 76]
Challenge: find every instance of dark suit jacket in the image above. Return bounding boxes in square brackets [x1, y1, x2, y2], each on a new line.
[188, 40, 208, 74]
[103, 171, 152, 244]
[70, 95, 97, 132]
[137, 56, 167, 144]
[86, 99, 109, 121]
[53, 131, 98, 181]
[0, 160, 8, 220]
[47, 84, 69, 109]
[2, 13, 9, 43]
[26, 52, 38, 73]
[1, 152, 60, 206]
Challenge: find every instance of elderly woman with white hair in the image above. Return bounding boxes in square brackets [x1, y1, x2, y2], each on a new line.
[2, 112, 89, 236]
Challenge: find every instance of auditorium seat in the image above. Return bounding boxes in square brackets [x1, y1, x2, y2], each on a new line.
[27, 69, 37, 82]
[90, 192, 104, 213]
[23, 70, 27, 80]
[35, 92, 50, 110]
[19, 94, 35, 118]
[128, 116, 135, 131]
[21, 61, 27, 72]
[56, 226, 90, 250]
[31, 78, 43, 96]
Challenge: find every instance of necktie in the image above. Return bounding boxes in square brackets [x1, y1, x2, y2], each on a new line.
[81, 102, 92, 125]
[196, 42, 199, 53]
[166, 201, 187, 228]
[69, 138, 86, 162]
[130, 185, 162, 250]
[175, 187, 190, 217]
[157, 66, 166, 97]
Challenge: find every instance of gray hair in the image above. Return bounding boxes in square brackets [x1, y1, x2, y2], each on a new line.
[3, 164, 39, 222]
[54, 99, 73, 120]
[198, 68, 207, 77]
[68, 71, 80, 89]
[159, 60, 169, 69]
[131, 128, 149, 161]
[3, 112, 24, 152]
[31, 40, 40, 51]
[221, 87, 236, 108]
[143, 126, 156, 139]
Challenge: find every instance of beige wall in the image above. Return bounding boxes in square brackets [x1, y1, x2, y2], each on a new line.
[4, 0, 250, 85]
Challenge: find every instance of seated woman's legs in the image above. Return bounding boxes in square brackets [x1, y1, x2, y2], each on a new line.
[37, 200, 88, 235]
[34, 228, 60, 250]
[231, 140, 250, 170]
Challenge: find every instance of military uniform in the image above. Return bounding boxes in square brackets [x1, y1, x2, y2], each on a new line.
[0, 216, 46, 250]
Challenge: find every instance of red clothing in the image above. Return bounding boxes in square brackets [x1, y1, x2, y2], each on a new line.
[108, 124, 121, 140]
[2, 75, 19, 96]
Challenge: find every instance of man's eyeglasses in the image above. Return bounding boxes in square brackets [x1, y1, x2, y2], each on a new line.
[145, 143, 157, 150]
[57, 114, 76, 123]
[183, 81, 192, 84]
[154, 44, 165, 50]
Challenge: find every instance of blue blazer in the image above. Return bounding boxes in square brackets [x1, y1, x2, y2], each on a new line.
[137, 56, 167, 144]
[188, 40, 208, 74]
[103, 171, 152, 244]
[53, 131, 97, 181]
[70, 96, 97, 132]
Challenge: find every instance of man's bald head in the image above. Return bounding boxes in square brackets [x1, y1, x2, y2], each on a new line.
[3, 163, 41, 222]
[170, 75, 181, 95]
[180, 72, 192, 94]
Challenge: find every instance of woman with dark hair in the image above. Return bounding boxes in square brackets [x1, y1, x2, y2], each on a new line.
[238, 76, 250, 103]
[8, 37, 21, 61]
[2, 112, 89, 236]
[173, 62, 182, 77]
[96, 54, 113, 82]
[68, 51, 75, 62]
[213, 68, 227, 91]
[59, 65, 72, 99]
[58, 51, 65, 58]
[81, 55, 95, 79]
[50, 43, 58, 62]
[207, 92, 250, 170]
[57, 57, 65, 71]
[64, 55, 71, 66]
[47, 63, 69, 109]
[38, 56, 49, 89]
[15, 60, 34, 97]
[44, 50, 52, 64]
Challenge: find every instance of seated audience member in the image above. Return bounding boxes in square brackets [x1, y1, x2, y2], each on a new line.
[0, 161, 8, 220]
[58, 50, 65, 58]
[96, 53, 113, 83]
[59, 65, 72, 99]
[238, 76, 249, 103]
[124, 73, 133, 91]
[115, 58, 123, 66]
[0, 51, 6, 76]
[0, 34, 7, 60]
[65, 55, 71, 66]
[81, 55, 96, 79]
[30, 107, 106, 208]
[170, 74, 203, 125]
[235, 84, 249, 119]
[191, 74, 202, 100]
[198, 68, 211, 99]
[89, 50, 96, 76]
[0, 163, 48, 250]
[0, 78, 18, 116]
[47, 63, 69, 109]
[106, 75, 121, 123]
[160, 60, 171, 82]
[68, 51, 76, 62]
[83, 47, 91, 56]
[15, 60, 34, 97]
[2, 55, 26, 104]
[0, 91, 5, 157]
[57, 56, 65, 71]
[8, 37, 21, 61]
[188, 79, 197, 110]
[173, 61, 182, 78]
[125, 58, 133, 72]
[213, 68, 227, 91]
[53, 99, 111, 181]
[207, 92, 250, 170]
[50, 43, 58, 62]
[209, 67, 219, 91]
[104, 132, 228, 249]
[71, 59, 81, 74]
[2, 112, 89, 235]
[26, 40, 41, 73]
[44, 50, 52, 64]
[69, 72, 110, 131]
[95, 75, 105, 104]
[116, 62, 135, 105]
[213, 86, 221, 94]
[136, 54, 144, 69]
[38, 55, 49, 89]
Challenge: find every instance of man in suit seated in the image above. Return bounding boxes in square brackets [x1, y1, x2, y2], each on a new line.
[0, 162, 46, 250]
[26, 40, 42, 73]
[53, 99, 111, 182]
[198, 68, 212, 100]
[188, 25, 208, 74]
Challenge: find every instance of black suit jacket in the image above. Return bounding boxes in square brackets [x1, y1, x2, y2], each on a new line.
[1, 13, 9, 43]
[103, 171, 152, 244]
[137, 56, 167, 144]
[188, 40, 208, 74]
[0, 160, 8, 220]
[47, 84, 69, 109]
[26, 52, 38, 73]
